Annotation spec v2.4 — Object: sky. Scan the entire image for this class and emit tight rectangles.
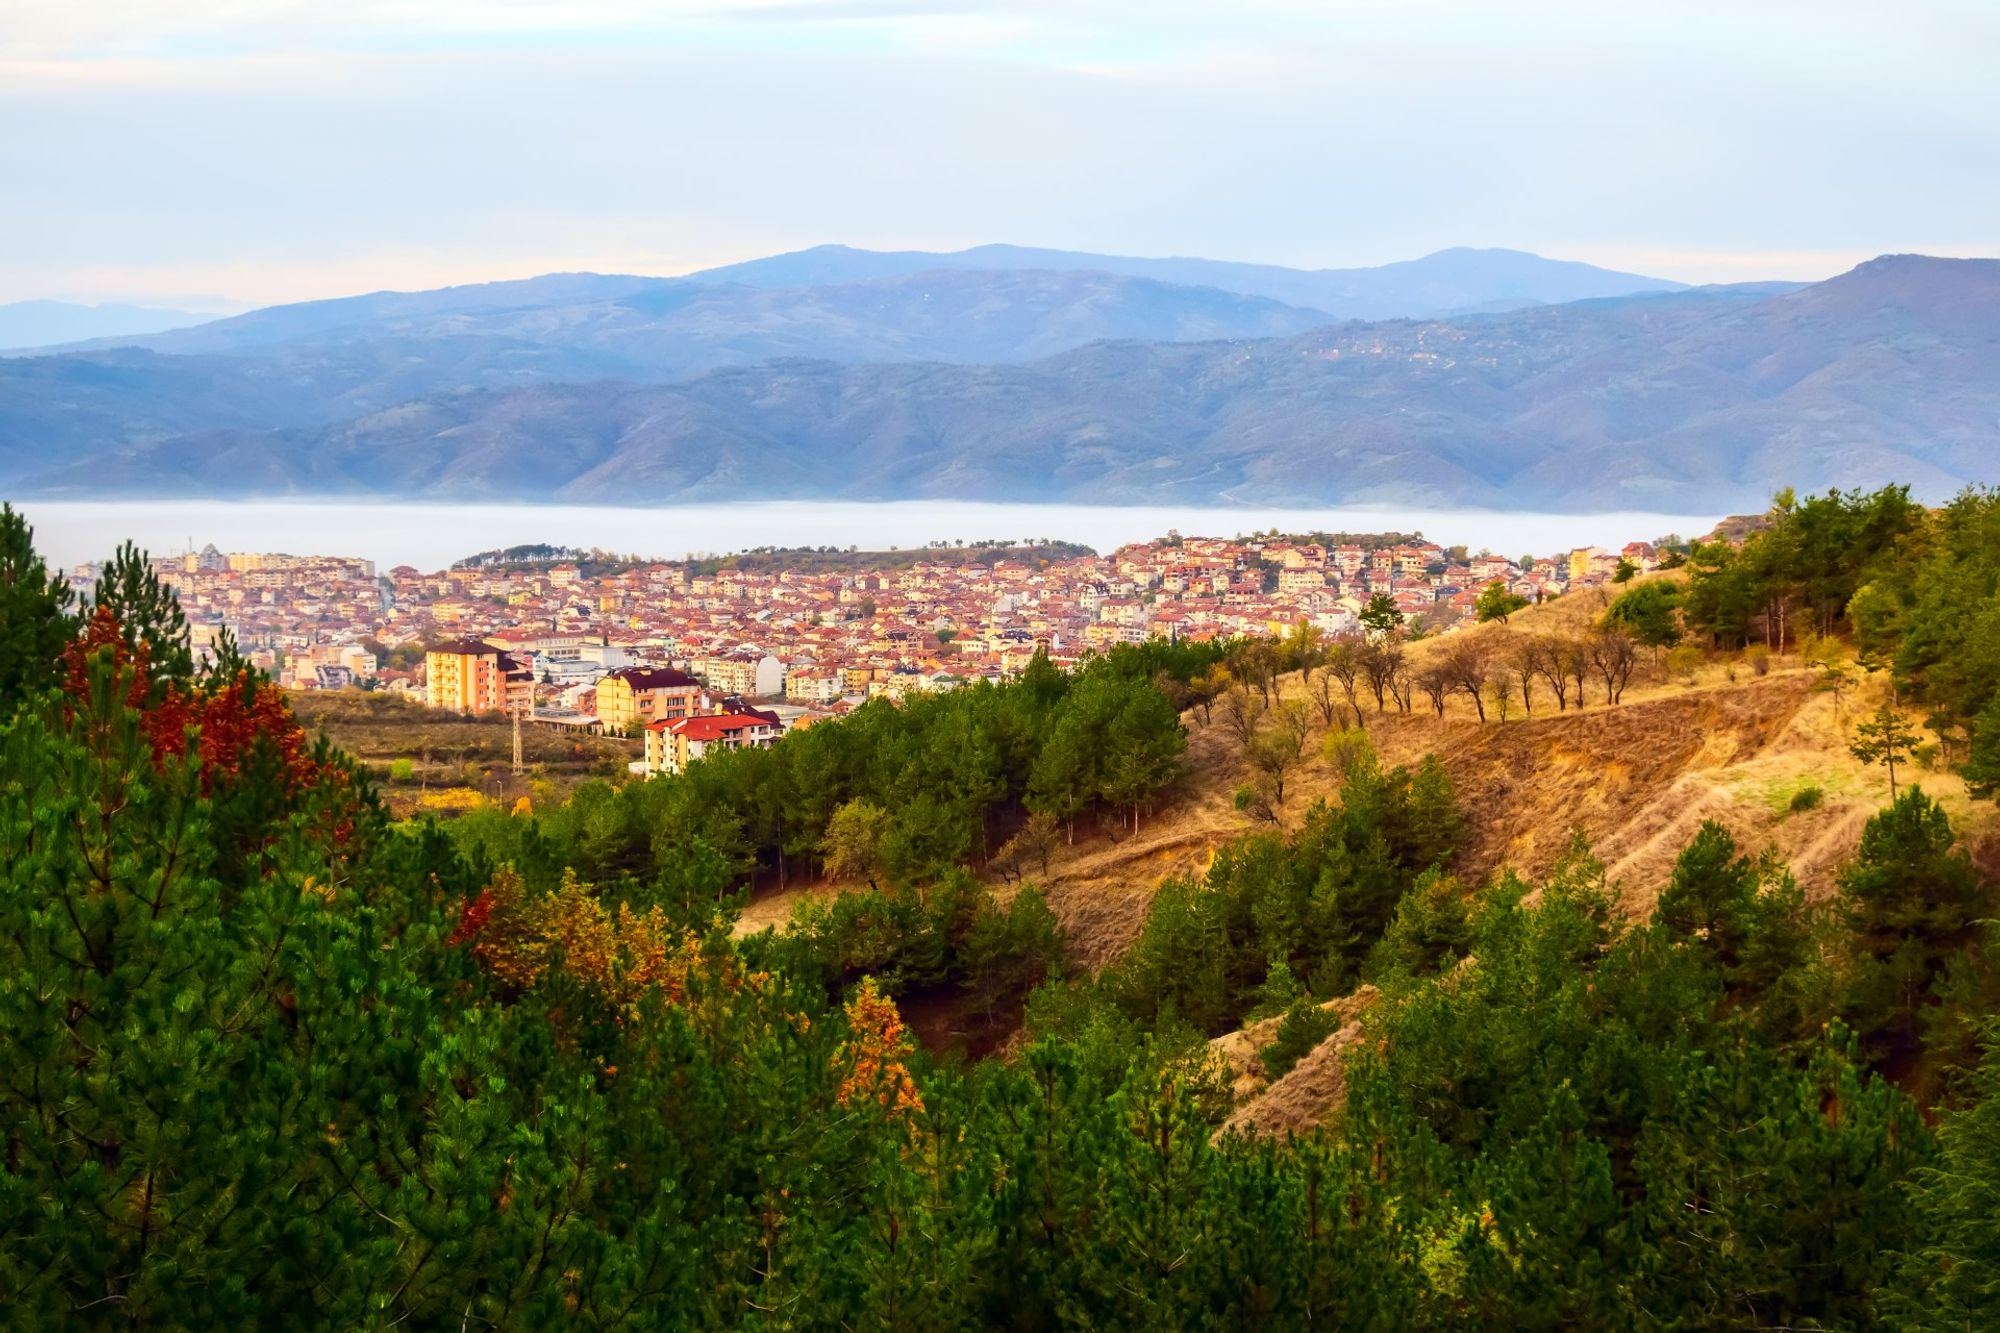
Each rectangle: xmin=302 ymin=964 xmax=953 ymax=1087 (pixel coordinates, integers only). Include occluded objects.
xmin=3 ymin=0 xmax=1996 ymax=308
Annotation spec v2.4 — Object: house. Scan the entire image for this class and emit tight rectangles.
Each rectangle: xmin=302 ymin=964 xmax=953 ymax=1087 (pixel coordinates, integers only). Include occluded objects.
xmin=694 ymin=653 xmax=760 ymax=696
xmin=785 ymin=666 xmax=846 ymax=704
xmin=644 ymin=711 xmax=781 ymax=776
xmin=595 ymin=665 xmax=704 ymax=734
xmin=425 ymin=639 xmax=532 ymax=715
xmin=1277 ymin=567 xmax=1327 ymax=595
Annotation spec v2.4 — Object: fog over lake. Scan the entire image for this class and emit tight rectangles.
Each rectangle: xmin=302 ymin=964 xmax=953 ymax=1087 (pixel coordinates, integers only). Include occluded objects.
xmin=14 ymin=500 xmax=1724 ymax=571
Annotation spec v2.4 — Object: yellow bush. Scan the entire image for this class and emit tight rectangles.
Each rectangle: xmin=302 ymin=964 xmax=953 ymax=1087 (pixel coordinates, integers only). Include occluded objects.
xmin=418 ymin=786 xmax=487 ymax=811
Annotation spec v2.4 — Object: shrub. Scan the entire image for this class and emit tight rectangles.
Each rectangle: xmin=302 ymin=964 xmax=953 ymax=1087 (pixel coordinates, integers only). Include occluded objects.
xmin=1322 ymin=726 xmax=1374 ymax=777
xmin=389 ymin=757 xmax=415 ymax=782
xmin=1259 ymin=995 xmax=1340 ymax=1080
xmin=1745 ymin=645 xmax=1773 ymax=676
xmin=1790 ymin=784 xmax=1825 ymax=814
xmin=1666 ymin=644 xmax=1704 ymax=685
xmin=419 ymin=786 xmax=487 ymax=812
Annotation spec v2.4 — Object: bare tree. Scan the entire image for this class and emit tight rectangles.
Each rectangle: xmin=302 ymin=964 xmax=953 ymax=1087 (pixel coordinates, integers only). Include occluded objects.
xmin=1232 ymin=639 xmax=1281 ymax=704
xmin=1190 ymin=665 xmax=1229 ymax=725
xmin=1510 ymin=638 xmax=1540 ymax=714
xmin=1589 ymin=628 xmax=1640 ymax=704
xmin=1386 ymin=649 xmax=1416 ymax=714
xmin=999 ymin=810 xmax=1061 ymax=880
xmin=1359 ymin=640 xmax=1393 ymax=712
xmin=1248 ymin=701 xmax=1311 ymax=806
xmin=1283 ymin=620 xmax=1326 ymax=683
xmin=1220 ymin=680 xmax=1266 ymax=747
xmin=1322 ymin=640 xmax=1367 ymax=729
xmin=1563 ymin=635 xmax=1592 ymax=709
xmin=1444 ymin=636 xmax=1494 ymax=722
xmin=1490 ymin=669 xmax=1515 ymax=722
xmin=1306 ymin=662 xmax=1343 ymax=729
xmin=1527 ymin=635 xmax=1569 ymax=711
xmin=1416 ymin=663 xmax=1452 ymax=717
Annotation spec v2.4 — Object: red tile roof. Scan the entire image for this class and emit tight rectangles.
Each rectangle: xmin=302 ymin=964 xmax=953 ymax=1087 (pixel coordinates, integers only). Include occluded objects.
xmin=657 ymin=713 xmax=776 ymax=741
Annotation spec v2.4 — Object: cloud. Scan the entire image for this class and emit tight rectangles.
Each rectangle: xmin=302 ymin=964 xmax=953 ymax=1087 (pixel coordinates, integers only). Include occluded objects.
xmin=0 ymin=1 xmax=1995 ymax=304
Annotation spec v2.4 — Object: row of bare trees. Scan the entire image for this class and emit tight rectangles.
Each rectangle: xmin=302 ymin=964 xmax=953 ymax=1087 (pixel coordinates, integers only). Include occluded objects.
xmin=1287 ymin=627 xmax=1644 ymax=731
xmin=1201 ymin=621 xmax=1649 ymax=821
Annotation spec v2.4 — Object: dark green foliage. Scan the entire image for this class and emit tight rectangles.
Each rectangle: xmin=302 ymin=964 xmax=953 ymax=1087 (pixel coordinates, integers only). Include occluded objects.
xmin=89 ymin=539 xmax=193 ymax=695
xmin=1369 ymin=868 xmax=1474 ymax=979
xmin=1260 ymin=996 xmax=1340 ymax=1079
xmin=0 ymin=503 xmax=74 ymax=706
xmin=1347 ymin=840 xmax=1928 ymax=1328
xmin=1604 ymin=577 xmax=1683 ymax=649
xmin=1474 ymin=580 xmax=1528 ymax=623
xmin=1896 ymin=1027 xmax=2000 ymax=1327
xmin=758 ymin=870 xmax=1062 ymax=1019
xmin=1966 ymin=691 xmax=2000 ymax=800
xmin=1840 ymin=787 xmax=1988 ymax=1085
xmin=1682 ymin=484 xmax=1921 ymax=650
xmin=1360 ymin=591 xmax=1404 ymax=639
xmin=450 ymin=648 xmax=1187 ymax=902
xmin=1106 ymin=755 xmax=1461 ymax=1034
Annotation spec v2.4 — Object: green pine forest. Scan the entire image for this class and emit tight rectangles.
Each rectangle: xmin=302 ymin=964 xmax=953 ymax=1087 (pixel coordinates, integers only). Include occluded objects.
xmin=8 ymin=487 xmax=2000 ymax=1328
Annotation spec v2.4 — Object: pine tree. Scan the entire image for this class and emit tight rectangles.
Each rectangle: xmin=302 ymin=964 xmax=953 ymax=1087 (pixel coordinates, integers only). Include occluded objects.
xmin=90 ymin=540 xmax=193 ymax=697
xmin=1475 ymin=580 xmax=1528 ymax=623
xmin=1841 ymin=787 xmax=1986 ymax=1080
xmin=1896 ymin=1026 xmax=2000 ymax=1326
xmin=0 ymin=503 xmax=75 ymax=706
xmin=1851 ymin=703 xmax=1920 ymax=799
xmin=1360 ymin=592 xmax=1404 ymax=641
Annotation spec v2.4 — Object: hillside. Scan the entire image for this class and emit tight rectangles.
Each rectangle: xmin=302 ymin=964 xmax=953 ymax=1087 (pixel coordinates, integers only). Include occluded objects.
xmin=747 ymin=584 xmax=1998 ymax=982
xmin=14 ymin=255 xmax=1995 ymax=510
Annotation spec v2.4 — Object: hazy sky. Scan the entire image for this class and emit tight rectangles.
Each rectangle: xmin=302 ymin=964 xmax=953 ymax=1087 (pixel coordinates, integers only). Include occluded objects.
xmin=4 ymin=0 xmax=1996 ymax=307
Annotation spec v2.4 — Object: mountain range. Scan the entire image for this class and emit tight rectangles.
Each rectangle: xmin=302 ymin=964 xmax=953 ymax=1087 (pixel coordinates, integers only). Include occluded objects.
xmin=0 ymin=299 xmax=223 ymax=352
xmin=2 ymin=246 xmax=1993 ymax=512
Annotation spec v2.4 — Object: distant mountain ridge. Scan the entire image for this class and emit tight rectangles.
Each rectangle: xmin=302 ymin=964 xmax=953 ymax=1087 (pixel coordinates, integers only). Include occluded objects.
xmin=0 ymin=299 xmax=222 ymax=351
xmin=34 ymin=269 xmax=1337 ymax=386
xmin=687 ymin=243 xmax=1688 ymax=319
xmin=7 ymin=253 xmax=1994 ymax=514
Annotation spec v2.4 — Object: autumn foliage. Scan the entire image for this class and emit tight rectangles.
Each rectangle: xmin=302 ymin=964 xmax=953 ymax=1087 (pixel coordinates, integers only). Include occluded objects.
xmin=833 ymin=976 xmax=924 ymax=1121
xmin=449 ymin=867 xmax=710 ymax=1013
xmin=63 ymin=603 xmax=331 ymax=795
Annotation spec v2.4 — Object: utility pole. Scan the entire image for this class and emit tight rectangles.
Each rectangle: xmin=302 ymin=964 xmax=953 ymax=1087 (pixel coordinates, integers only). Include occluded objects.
xmin=512 ymin=708 xmax=523 ymax=776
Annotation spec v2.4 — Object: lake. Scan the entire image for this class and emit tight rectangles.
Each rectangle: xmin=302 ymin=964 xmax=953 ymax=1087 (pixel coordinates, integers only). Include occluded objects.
xmin=12 ymin=499 xmax=1725 ymax=571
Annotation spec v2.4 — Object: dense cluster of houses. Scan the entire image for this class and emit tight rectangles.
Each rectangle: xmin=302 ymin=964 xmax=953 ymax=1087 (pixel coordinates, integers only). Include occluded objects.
xmin=71 ymin=531 xmax=1660 ymax=776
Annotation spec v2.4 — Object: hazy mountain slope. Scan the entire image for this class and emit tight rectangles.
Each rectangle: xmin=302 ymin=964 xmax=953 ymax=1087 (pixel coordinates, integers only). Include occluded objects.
xmin=60 ymin=274 xmax=670 ymax=356
xmin=0 ymin=350 xmax=346 ymax=482
xmin=689 ymin=243 xmax=1688 ymax=317
xmin=38 ymin=270 xmax=1329 ymax=380
xmin=10 ymin=256 xmax=1994 ymax=511
xmin=0 ymin=300 xmax=221 ymax=351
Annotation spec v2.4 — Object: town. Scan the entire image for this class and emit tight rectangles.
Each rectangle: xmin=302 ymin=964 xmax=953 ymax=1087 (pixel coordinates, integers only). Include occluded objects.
xmin=65 ymin=530 xmax=1667 ymax=777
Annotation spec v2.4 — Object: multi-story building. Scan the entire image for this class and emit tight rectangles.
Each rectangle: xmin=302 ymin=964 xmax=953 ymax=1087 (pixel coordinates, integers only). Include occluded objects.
xmin=425 ymin=639 xmax=532 ymax=715
xmin=643 ymin=711 xmax=781 ymax=776
xmin=595 ymin=665 xmax=704 ymax=734
xmin=784 ymin=667 xmax=845 ymax=704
